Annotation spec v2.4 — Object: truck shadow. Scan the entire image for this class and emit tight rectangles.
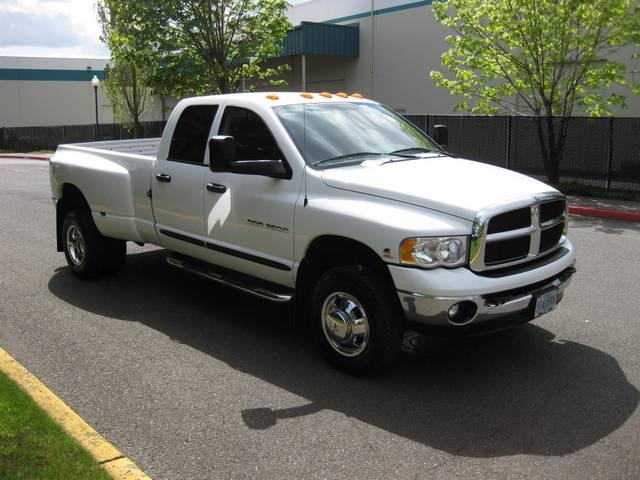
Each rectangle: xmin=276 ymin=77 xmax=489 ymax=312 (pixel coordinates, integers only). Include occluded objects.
xmin=47 ymin=249 xmax=639 ymax=458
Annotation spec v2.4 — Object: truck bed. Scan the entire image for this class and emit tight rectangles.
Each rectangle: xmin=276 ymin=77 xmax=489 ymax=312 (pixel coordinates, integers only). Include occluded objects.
xmin=50 ymin=138 xmax=162 ymax=245
xmin=60 ymin=137 xmax=161 ymax=158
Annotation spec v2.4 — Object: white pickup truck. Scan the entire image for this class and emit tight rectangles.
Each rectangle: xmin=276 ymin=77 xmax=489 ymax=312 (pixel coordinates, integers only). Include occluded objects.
xmin=50 ymin=92 xmax=576 ymax=374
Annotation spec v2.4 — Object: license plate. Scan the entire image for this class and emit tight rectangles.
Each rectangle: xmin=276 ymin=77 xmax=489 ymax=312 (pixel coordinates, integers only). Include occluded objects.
xmin=533 ymin=288 xmax=559 ymax=318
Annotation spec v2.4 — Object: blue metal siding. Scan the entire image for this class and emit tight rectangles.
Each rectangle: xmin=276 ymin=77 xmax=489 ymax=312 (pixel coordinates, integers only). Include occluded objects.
xmin=0 ymin=69 xmax=106 ymax=82
xmin=326 ymin=0 xmax=433 ymax=24
xmin=284 ymin=26 xmax=305 ymax=55
xmin=281 ymin=22 xmax=359 ymax=57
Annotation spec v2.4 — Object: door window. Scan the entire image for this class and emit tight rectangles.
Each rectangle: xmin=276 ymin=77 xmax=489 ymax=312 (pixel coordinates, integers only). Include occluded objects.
xmin=219 ymin=106 xmax=281 ymax=161
xmin=168 ymin=105 xmax=218 ymax=164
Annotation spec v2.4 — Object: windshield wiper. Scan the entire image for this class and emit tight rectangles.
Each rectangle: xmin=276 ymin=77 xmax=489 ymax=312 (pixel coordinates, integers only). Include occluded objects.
xmin=313 ymin=152 xmax=386 ymax=167
xmin=382 ymin=146 xmax=448 ymax=165
xmin=389 ymin=147 xmax=442 ymax=155
xmin=313 ymin=150 xmax=422 ymax=168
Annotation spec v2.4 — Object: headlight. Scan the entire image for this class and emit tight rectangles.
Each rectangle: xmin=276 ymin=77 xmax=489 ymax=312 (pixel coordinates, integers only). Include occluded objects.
xmin=400 ymin=236 xmax=468 ymax=268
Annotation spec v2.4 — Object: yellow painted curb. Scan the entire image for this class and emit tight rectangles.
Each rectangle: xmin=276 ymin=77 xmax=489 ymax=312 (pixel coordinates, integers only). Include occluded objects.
xmin=0 ymin=346 xmax=152 ymax=480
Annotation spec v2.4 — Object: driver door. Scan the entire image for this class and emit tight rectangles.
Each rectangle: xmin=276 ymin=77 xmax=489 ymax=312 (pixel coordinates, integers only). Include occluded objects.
xmin=203 ymin=105 xmax=299 ymax=287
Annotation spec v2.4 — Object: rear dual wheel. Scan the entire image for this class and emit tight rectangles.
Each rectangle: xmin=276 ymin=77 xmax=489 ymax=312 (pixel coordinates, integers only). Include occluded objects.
xmin=62 ymin=209 xmax=126 ymax=279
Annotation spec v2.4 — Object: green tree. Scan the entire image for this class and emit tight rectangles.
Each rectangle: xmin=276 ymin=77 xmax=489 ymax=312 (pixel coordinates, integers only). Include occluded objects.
xmin=98 ymin=0 xmax=186 ymax=107
xmin=430 ymin=0 xmax=640 ymax=184
xmin=97 ymin=0 xmax=292 ymax=98
xmin=103 ymin=62 xmax=153 ymax=134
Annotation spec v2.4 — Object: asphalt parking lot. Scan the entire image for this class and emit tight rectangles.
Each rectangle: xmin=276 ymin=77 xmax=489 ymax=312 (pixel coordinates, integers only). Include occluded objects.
xmin=1 ymin=158 xmax=639 ymax=480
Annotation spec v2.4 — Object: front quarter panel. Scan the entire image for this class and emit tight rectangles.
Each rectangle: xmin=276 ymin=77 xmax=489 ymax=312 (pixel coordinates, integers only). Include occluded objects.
xmin=294 ymin=172 xmax=472 ymax=273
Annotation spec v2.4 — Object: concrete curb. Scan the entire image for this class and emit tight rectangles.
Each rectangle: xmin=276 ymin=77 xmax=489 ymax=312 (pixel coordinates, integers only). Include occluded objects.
xmin=569 ymin=205 xmax=640 ymax=222
xmin=0 ymin=153 xmax=51 ymax=161
xmin=0 ymin=346 xmax=152 ymax=480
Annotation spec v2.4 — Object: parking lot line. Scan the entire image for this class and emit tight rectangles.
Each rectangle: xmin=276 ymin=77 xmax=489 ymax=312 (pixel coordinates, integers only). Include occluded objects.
xmin=0 ymin=346 xmax=152 ymax=480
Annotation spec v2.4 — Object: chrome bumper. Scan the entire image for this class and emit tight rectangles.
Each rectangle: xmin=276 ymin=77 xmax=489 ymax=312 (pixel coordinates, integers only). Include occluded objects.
xmin=397 ymin=266 xmax=575 ymax=329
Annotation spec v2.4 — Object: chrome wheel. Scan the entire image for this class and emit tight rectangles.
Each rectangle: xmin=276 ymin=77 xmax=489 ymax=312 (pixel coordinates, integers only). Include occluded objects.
xmin=321 ymin=291 xmax=370 ymax=357
xmin=66 ymin=224 xmax=85 ymax=266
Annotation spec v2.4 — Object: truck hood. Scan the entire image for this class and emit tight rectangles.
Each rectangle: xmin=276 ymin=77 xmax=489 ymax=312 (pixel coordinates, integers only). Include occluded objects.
xmin=320 ymin=155 xmax=557 ymax=220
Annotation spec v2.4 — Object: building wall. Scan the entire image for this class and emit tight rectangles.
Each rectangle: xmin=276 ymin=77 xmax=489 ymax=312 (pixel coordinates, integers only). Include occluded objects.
xmin=285 ymin=0 xmax=640 ymax=115
xmin=1 ymin=1 xmax=638 ymax=127
xmin=0 ymin=56 xmax=169 ymax=128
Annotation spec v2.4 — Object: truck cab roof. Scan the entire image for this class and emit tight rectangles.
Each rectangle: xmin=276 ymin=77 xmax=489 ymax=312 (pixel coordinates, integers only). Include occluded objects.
xmin=176 ymin=91 xmax=375 ymax=108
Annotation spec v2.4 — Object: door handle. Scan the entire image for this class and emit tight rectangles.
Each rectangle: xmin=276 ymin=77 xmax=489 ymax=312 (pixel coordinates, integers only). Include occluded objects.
xmin=155 ymin=173 xmax=172 ymax=182
xmin=206 ymin=183 xmax=227 ymax=193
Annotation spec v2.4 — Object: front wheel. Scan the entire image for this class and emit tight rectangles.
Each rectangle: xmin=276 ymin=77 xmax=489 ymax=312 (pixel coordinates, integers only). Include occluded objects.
xmin=311 ymin=266 xmax=404 ymax=376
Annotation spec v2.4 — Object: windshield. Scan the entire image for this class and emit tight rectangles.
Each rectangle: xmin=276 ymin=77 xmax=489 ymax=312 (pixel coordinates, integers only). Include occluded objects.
xmin=273 ymin=102 xmax=441 ymax=167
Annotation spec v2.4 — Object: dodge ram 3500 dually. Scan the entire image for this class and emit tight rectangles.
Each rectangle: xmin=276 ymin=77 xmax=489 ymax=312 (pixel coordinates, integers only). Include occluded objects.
xmin=50 ymin=92 xmax=576 ymax=375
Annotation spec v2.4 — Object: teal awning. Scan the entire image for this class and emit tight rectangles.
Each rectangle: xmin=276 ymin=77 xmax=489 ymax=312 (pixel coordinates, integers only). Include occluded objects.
xmin=281 ymin=22 xmax=359 ymax=58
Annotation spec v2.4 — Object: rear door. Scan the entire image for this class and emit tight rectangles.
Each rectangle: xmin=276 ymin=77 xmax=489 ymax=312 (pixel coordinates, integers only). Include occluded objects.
xmin=152 ymin=104 xmax=218 ymax=259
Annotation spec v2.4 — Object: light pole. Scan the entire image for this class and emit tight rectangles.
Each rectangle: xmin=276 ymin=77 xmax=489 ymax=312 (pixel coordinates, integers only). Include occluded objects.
xmin=91 ymin=75 xmax=100 ymax=137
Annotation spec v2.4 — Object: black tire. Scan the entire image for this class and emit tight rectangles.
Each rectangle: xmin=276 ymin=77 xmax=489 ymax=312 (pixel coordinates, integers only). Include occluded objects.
xmin=62 ymin=209 xmax=107 ymax=279
xmin=103 ymin=238 xmax=126 ymax=275
xmin=311 ymin=265 xmax=404 ymax=376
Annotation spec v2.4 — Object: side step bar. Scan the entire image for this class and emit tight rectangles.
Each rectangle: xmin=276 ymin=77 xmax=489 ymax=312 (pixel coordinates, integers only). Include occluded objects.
xmin=166 ymin=252 xmax=294 ymax=303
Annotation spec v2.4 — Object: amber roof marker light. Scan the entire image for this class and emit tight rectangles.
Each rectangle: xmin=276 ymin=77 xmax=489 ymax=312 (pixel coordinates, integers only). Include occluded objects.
xmin=319 ymin=92 xmax=332 ymax=98
xmin=300 ymin=93 xmax=314 ymax=99
xmin=265 ymin=94 xmax=279 ymax=100
xmin=336 ymin=92 xmax=349 ymax=98
xmin=351 ymin=93 xmax=364 ymax=98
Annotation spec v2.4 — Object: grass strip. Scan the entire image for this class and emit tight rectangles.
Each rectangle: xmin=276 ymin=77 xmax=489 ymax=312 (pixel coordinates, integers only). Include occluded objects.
xmin=0 ymin=371 xmax=112 ymax=480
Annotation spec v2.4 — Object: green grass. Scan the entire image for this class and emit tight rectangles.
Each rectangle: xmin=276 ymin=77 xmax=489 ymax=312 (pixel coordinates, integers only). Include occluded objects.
xmin=557 ymin=181 xmax=640 ymax=202
xmin=0 ymin=372 xmax=112 ymax=480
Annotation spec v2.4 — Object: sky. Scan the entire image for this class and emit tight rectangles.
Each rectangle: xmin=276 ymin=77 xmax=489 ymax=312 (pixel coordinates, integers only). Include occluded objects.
xmin=0 ymin=0 xmax=308 ymax=58
xmin=0 ymin=0 xmax=110 ymax=57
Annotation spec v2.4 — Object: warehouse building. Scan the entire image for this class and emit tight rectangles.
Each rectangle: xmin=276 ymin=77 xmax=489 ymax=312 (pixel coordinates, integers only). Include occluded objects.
xmin=1 ymin=0 xmax=638 ymax=128
xmin=278 ymin=0 xmax=640 ymax=115
xmin=0 ymin=56 xmax=166 ymax=128
xmin=271 ymin=0 xmax=454 ymax=114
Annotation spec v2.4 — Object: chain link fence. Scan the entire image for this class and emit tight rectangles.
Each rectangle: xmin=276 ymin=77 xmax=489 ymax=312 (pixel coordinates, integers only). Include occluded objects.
xmin=0 ymin=121 xmax=167 ymax=152
xmin=2 ymin=115 xmax=639 ymax=191
xmin=406 ymin=115 xmax=640 ymax=191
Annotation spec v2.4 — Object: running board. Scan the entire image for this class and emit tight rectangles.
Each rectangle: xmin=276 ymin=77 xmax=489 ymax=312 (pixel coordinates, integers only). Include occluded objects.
xmin=166 ymin=252 xmax=294 ymax=303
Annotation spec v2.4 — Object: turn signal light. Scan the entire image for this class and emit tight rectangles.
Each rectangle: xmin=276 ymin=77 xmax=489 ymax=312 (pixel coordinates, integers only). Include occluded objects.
xmin=400 ymin=238 xmax=418 ymax=263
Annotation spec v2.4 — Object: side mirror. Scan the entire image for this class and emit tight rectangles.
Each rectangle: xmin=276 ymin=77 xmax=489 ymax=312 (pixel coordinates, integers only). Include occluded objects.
xmin=228 ymin=159 xmax=289 ymax=179
xmin=209 ymin=135 xmax=236 ymax=172
xmin=433 ymin=124 xmax=448 ymax=150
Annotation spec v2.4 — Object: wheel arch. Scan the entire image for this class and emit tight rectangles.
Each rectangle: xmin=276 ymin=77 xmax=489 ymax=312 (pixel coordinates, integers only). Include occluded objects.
xmin=295 ymin=235 xmax=396 ymax=315
xmin=56 ymin=183 xmax=91 ymax=252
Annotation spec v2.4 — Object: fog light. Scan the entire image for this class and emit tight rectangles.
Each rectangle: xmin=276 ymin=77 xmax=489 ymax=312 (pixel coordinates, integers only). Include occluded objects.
xmin=447 ymin=301 xmax=478 ymax=325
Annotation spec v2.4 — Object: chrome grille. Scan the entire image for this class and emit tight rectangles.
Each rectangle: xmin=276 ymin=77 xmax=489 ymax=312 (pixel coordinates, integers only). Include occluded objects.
xmin=470 ymin=194 xmax=567 ymax=272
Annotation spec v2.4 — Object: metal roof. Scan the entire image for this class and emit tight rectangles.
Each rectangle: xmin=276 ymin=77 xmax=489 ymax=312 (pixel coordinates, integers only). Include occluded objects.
xmin=281 ymin=22 xmax=359 ymax=58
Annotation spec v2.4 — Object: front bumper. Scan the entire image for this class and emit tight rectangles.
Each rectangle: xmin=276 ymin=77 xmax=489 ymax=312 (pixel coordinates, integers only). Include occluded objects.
xmin=390 ymin=239 xmax=576 ymax=335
